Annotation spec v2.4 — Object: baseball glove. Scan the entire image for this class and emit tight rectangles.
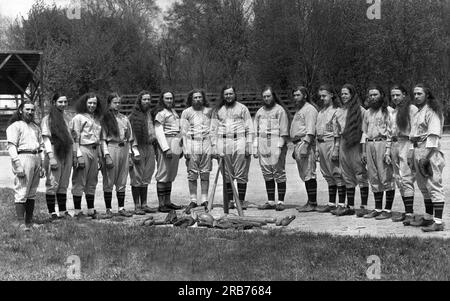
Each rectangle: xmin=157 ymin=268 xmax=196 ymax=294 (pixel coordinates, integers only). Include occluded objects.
xmin=173 ymin=216 xmax=196 ymax=228
xmin=164 ymin=210 xmax=178 ymax=224
xmin=418 ymin=158 xmax=433 ymax=178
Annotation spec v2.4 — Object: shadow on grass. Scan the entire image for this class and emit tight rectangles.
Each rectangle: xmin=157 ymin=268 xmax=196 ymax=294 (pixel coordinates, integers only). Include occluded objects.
xmin=0 ymin=188 xmax=449 ymax=281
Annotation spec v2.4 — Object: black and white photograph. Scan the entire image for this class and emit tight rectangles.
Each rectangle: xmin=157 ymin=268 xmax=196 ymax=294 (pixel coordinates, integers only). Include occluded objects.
xmin=0 ymin=0 xmax=449 ymax=285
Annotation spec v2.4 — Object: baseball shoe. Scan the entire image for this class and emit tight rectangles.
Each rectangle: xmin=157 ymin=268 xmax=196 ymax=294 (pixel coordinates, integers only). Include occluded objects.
xmin=184 ymin=202 xmax=198 ymax=214
xmin=158 ymin=206 xmax=172 ymax=213
xmin=402 ymin=215 xmax=415 ymax=226
xmin=51 ymin=213 xmax=59 ymax=221
xmin=135 ymin=207 xmax=146 ymax=215
xmin=336 ymin=207 xmax=355 ymax=217
xmin=19 ymin=224 xmax=31 ymax=232
xmin=375 ymin=211 xmax=392 ymax=220
xmin=409 ymin=216 xmax=434 ymax=227
xmin=258 ymin=202 xmax=276 ymax=210
xmin=74 ymin=212 xmax=87 ymax=220
xmin=334 ymin=206 xmax=346 ymax=216
xmin=316 ymin=204 xmax=336 ymax=213
xmin=296 ymin=203 xmax=317 ymax=213
xmin=59 ymin=212 xmax=72 ymax=219
xmin=364 ymin=210 xmax=382 ymax=219
xmin=88 ymin=210 xmax=98 ymax=220
xmin=391 ymin=213 xmax=406 ymax=222
xmin=167 ymin=203 xmax=183 ymax=210
xmin=228 ymin=202 xmax=236 ymax=210
xmin=275 ymin=203 xmax=285 ymax=212
xmin=201 ymin=202 xmax=209 ymax=210
xmin=104 ymin=209 xmax=114 ymax=219
xmin=141 ymin=205 xmax=158 ymax=214
xmin=118 ymin=209 xmax=133 ymax=217
xmin=421 ymin=222 xmax=444 ymax=232
xmin=356 ymin=208 xmax=370 ymax=218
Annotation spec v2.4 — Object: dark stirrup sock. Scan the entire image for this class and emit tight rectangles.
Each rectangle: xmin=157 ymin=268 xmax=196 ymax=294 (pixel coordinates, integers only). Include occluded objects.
xmin=328 ymin=185 xmax=337 ymax=204
xmin=403 ymin=196 xmax=414 ymax=214
xmin=104 ymin=192 xmax=112 ymax=209
xmin=15 ymin=203 xmax=26 ymax=223
xmin=374 ymin=192 xmax=383 ymax=210
xmin=346 ymin=187 xmax=356 ymax=207
xmin=434 ymin=202 xmax=444 ymax=219
xmin=305 ymin=179 xmax=317 ymax=205
xmin=277 ymin=182 xmax=286 ymax=202
xmin=360 ymin=186 xmax=369 ymax=207
xmin=140 ymin=186 xmax=149 ymax=206
xmin=265 ymin=180 xmax=276 ymax=202
xmin=73 ymin=195 xmax=82 ymax=210
xmin=385 ymin=190 xmax=395 ymax=210
xmin=56 ymin=194 xmax=67 ymax=212
xmin=424 ymin=199 xmax=433 ymax=215
xmin=237 ymin=183 xmax=247 ymax=203
xmin=226 ymin=182 xmax=234 ymax=202
xmin=86 ymin=194 xmax=95 ymax=210
xmin=132 ymin=186 xmax=140 ymax=206
xmin=46 ymin=194 xmax=56 ymax=214
xmin=117 ymin=191 xmax=125 ymax=208
xmin=25 ymin=199 xmax=35 ymax=226
xmin=337 ymin=186 xmax=346 ymax=205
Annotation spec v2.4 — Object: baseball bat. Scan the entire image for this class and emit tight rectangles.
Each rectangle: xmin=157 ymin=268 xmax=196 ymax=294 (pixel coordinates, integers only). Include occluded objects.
xmin=223 ymin=155 xmax=244 ymax=216
xmin=207 ymin=157 xmax=222 ymax=212
xmin=222 ymin=158 xmax=229 ymax=214
xmin=221 ymin=215 xmax=277 ymax=224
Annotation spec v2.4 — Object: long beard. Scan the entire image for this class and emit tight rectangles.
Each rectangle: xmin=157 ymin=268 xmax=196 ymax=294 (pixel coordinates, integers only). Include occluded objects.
xmin=369 ymin=100 xmax=383 ymax=110
xmin=264 ymin=101 xmax=275 ymax=109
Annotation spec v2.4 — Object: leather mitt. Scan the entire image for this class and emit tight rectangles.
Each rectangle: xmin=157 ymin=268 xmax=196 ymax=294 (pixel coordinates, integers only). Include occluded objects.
xmin=418 ymin=158 xmax=433 ymax=178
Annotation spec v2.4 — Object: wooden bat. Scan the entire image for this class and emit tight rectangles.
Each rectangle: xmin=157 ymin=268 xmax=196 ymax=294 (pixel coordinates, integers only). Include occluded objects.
xmin=207 ymin=157 xmax=222 ymax=212
xmin=222 ymin=158 xmax=229 ymax=214
xmin=223 ymin=155 xmax=244 ymax=216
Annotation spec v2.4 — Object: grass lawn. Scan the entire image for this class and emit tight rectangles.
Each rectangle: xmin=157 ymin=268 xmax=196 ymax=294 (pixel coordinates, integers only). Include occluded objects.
xmin=0 ymin=187 xmax=449 ymax=281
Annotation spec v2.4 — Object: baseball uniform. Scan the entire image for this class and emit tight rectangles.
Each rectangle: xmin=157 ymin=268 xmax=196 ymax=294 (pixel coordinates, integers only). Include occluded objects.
xmin=181 ymin=106 xmax=212 ymax=182
xmin=253 ymin=104 xmax=289 ymax=183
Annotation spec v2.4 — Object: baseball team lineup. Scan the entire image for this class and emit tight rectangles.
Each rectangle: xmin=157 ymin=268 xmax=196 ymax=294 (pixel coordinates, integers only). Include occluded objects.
xmin=5 ymin=82 xmax=446 ymax=232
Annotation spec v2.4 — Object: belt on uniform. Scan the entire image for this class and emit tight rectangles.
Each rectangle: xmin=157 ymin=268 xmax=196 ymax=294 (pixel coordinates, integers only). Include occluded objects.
xmin=189 ymin=134 xmax=208 ymax=140
xmin=18 ymin=150 xmax=42 ymax=155
xmin=410 ymin=137 xmax=426 ymax=148
xmin=222 ymin=134 xmax=244 ymax=139
xmin=81 ymin=144 xmax=97 ymax=150
xmin=367 ymin=136 xmax=387 ymax=142
xmin=316 ymin=137 xmax=333 ymax=143
xmin=107 ymin=141 xmax=126 ymax=147
xmin=166 ymin=134 xmax=180 ymax=138
xmin=392 ymin=136 xmax=409 ymax=142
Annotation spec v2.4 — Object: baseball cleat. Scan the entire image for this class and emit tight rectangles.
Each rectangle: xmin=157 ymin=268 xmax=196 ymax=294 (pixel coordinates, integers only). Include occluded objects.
xmin=356 ymin=208 xmax=370 ymax=218
xmin=375 ymin=211 xmax=392 ymax=220
xmin=391 ymin=213 xmax=406 ymax=222
xmin=118 ymin=209 xmax=133 ymax=218
xmin=296 ymin=203 xmax=317 ymax=213
xmin=167 ymin=203 xmax=183 ymax=210
xmin=184 ymin=202 xmax=198 ymax=214
xmin=421 ymin=222 xmax=444 ymax=232
xmin=316 ymin=204 xmax=336 ymax=213
xmin=141 ymin=205 xmax=157 ymax=214
xmin=105 ymin=209 xmax=114 ymax=219
xmin=258 ymin=202 xmax=276 ymax=210
xmin=409 ymin=216 xmax=434 ymax=227
xmin=364 ymin=210 xmax=382 ymax=219
xmin=275 ymin=203 xmax=285 ymax=211
xmin=158 ymin=206 xmax=172 ymax=213
xmin=134 ymin=208 xmax=146 ymax=215
xmin=336 ymin=207 xmax=355 ymax=217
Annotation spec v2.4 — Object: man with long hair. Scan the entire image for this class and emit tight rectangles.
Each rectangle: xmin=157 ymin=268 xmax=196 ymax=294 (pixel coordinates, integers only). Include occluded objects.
xmin=360 ymin=85 xmax=396 ymax=220
xmin=315 ymin=85 xmax=347 ymax=213
xmin=389 ymin=85 xmax=418 ymax=224
xmin=128 ymin=91 xmax=157 ymax=215
xmin=181 ymin=89 xmax=212 ymax=213
xmin=153 ymin=91 xmax=183 ymax=212
xmin=254 ymin=86 xmax=290 ymax=211
xmin=100 ymin=93 xmax=135 ymax=218
xmin=290 ymin=86 xmax=319 ymax=212
xmin=70 ymin=92 xmax=103 ymax=219
xmin=408 ymin=84 xmax=445 ymax=232
xmin=7 ymin=100 xmax=45 ymax=231
xmin=211 ymin=85 xmax=254 ymax=210
xmin=41 ymin=93 xmax=73 ymax=220
xmin=333 ymin=84 xmax=369 ymax=216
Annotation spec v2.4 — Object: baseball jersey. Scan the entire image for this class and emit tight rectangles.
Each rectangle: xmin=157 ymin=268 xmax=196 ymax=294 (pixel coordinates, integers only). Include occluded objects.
xmin=7 ymin=121 xmax=44 ymax=151
xmin=211 ymin=102 xmax=254 ymax=145
xmin=361 ymin=107 xmax=394 ymax=143
xmin=316 ymin=106 xmax=338 ymax=140
xmin=390 ymin=105 xmax=418 ymax=137
xmin=254 ymin=104 xmax=289 ymax=148
xmin=70 ymin=113 xmax=102 ymax=145
xmin=410 ymin=104 xmax=443 ymax=148
xmin=181 ymin=107 xmax=212 ymax=139
xmin=155 ymin=108 xmax=180 ymax=136
xmin=334 ymin=106 xmax=366 ymax=137
xmin=290 ymin=102 xmax=318 ymax=139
